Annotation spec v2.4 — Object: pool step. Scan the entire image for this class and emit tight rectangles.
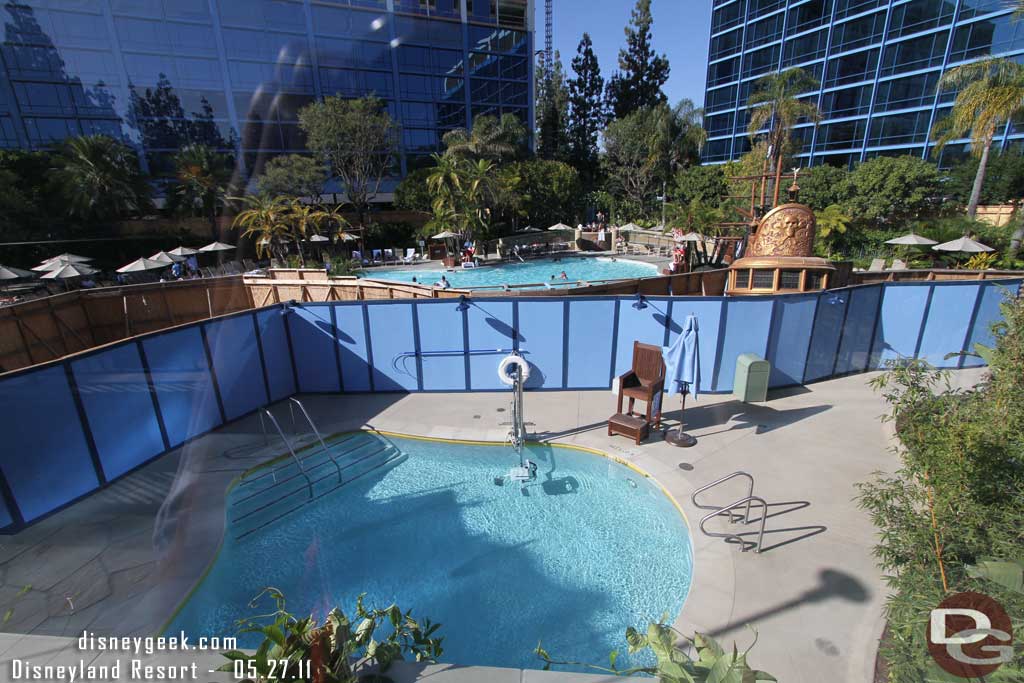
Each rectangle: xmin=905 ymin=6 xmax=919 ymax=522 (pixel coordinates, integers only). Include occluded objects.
xmin=230 ymin=432 xmax=406 ymax=540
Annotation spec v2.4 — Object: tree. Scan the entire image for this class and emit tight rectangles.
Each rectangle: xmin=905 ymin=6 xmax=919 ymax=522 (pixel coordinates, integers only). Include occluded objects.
xmin=299 ymin=95 xmax=399 ymax=243
xmin=517 ymin=159 xmax=582 ymax=229
xmin=442 ymin=113 xmax=527 ymax=162
xmin=285 ymin=199 xmax=334 ymax=266
xmin=426 ymin=154 xmax=507 ymax=241
xmin=536 ymin=51 xmax=570 ymax=161
xmin=657 ymin=99 xmax=707 ymax=174
xmin=746 ymin=67 xmax=821 ymax=206
xmin=128 ymin=74 xmax=232 ymax=151
xmin=947 ymin=152 xmax=1024 ymax=207
xmin=52 ymin=135 xmax=150 ymax=224
xmin=794 ymin=164 xmax=849 ymax=211
xmin=672 ymin=165 xmax=728 ymax=207
xmin=171 ymin=143 xmax=234 ymax=238
xmin=567 ymin=33 xmax=605 ymax=188
xmin=393 ymin=167 xmax=434 ymax=214
xmin=842 ymin=155 xmax=942 ymax=227
xmin=934 ymin=57 xmax=1024 ymax=221
xmin=233 ymin=194 xmax=290 ymax=261
xmin=257 ymin=154 xmax=327 ymax=201
xmin=605 ymin=0 xmax=670 ymax=120
xmin=814 ymin=204 xmax=851 ymax=257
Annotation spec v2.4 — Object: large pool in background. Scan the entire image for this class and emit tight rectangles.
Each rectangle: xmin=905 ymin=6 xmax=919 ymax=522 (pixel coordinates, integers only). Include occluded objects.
xmin=167 ymin=435 xmax=693 ymax=671
xmin=364 ymin=257 xmax=659 ymax=289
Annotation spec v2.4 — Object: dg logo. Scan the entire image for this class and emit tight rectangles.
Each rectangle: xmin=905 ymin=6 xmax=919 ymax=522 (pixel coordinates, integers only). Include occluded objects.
xmin=927 ymin=591 xmax=1014 ymax=678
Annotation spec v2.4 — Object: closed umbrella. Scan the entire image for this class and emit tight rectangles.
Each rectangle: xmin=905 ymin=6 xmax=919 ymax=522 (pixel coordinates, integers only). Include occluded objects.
xmin=117 ymin=257 xmax=167 ymax=273
xmin=150 ymin=250 xmax=186 ymax=263
xmin=168 ymin=246 xmax=199 ymax=257
xmin=662 ymin=313 xmax=700 ymax=448
xmin=885 ymin=233 xmax=937 ymax=246
xmin=932 ymin=236 xmax=994 ymax=253
xmin=0 ymin=265 xmax=35 ymax=280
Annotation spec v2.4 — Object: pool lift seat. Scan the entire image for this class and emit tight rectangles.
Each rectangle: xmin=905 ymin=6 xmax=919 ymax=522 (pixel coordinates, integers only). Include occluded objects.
xmin=496 ymin=354 xmax=537 ymax=487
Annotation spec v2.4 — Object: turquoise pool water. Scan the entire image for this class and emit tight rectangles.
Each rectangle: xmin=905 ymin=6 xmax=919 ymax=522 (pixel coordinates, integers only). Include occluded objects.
xmin=364 ymin=257 xmax=658 ymax=289
xmin=167 ymin=435 xmax=692 ymax=671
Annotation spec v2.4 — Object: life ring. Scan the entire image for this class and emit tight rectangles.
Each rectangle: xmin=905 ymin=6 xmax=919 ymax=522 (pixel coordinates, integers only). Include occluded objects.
xmin=498 ymin=354 xmax=530 ymax=386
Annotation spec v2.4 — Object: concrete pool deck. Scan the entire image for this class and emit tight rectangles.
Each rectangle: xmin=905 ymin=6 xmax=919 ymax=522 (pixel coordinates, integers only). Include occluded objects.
xmin=0 ymin=368 xmax=986 ymax=682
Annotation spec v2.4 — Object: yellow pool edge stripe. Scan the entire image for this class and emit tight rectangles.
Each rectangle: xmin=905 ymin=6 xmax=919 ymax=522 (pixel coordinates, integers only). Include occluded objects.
xmin=157 ymin=428 xmax=692 ymax=636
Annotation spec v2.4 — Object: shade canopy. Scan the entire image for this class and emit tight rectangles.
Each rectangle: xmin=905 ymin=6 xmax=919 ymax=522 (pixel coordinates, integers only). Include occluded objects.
xmin=32 ymin=257 xmax=87 ymax=272
xmin=39 ymin=263 xmax=97 ymax=279
xmin=547 ymin=222 xmax=573 ymax=231
xmin=198 ymin=241 xmax=236 ymax=252
xmin=39 ymin=253 xmax=93 ymax=265
xmin=431 ymin=230 xmax=460 ymax=239
xmin=336 ymin=231 xmax=357 ymax=242
xmin=885 ymin=233 xmax=938 ymax=246
xmin=168 ymin=246 xmax=199 ymax=256
xmin=932 ymin=236 xmax=994 ymax=253
xmin=618 ymin=222 xmax=643 ymax=232
xmin=308 ymin=234 xmax=330 ymax=242
xmin=150 ymin=250 xmax=186 ymax=263
xmin=117 ymin=257 xmax=168 ymax=273
xmin=0 ymin=265 xmax=35 ymax=280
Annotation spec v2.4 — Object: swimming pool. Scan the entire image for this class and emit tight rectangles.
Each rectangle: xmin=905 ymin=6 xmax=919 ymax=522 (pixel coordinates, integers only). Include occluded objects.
xmin=167 ymin=434 xmax=692 ymax=671
xmin=364 ymin=257 xmax=659 ymax=289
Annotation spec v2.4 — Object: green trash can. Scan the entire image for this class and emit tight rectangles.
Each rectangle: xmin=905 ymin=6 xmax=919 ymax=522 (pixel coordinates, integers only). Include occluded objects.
xmin=734 ymin=353 xmax=770 ymax=403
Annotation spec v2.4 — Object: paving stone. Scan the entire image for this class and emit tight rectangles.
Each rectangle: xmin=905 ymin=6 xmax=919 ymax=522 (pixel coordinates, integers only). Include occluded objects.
xmin=47 ymin=557 xmax=112 ymax=617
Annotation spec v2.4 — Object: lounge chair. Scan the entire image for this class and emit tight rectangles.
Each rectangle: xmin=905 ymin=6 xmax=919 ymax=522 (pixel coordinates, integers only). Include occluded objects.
xmin=383 ymin=248 xmax=395 ymax=263
xmin=371 ymin=249 xmax=383 ymax=264
xmin=889 ymin=259 xmax=908 ymax=270
xmin=402 ymin=248 xmax=417 ymax=263
xmin=867 ymin=258 xmax=886 ymax=272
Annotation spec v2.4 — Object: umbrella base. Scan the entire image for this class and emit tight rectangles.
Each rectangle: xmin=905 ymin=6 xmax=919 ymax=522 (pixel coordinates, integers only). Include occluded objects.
xmin=665 ymin=428 xmax=697 ymax=448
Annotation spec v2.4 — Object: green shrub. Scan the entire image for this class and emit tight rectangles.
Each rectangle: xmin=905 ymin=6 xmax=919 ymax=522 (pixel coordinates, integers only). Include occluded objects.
xmin=857 ymin=291 xmax=1024 ymax=681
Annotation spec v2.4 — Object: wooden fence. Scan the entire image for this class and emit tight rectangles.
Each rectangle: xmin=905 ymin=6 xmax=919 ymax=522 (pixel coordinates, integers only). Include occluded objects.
xmin=0 ymin=276 xmax=252 ymax=373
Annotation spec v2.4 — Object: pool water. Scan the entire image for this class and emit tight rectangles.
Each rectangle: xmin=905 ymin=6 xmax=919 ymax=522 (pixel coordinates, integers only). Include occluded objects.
xmin=365 ymin=257 xmax=658 ymax=289
xmin=167 ymin=435 xmax=692 ymax=671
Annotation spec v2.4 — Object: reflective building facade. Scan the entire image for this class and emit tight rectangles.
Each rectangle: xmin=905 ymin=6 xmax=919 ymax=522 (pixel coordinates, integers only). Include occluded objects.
xmin=702 ymin=0 xmax=1024 ymax=167
xmin=0 ymin=0 xmax=533 ymax=187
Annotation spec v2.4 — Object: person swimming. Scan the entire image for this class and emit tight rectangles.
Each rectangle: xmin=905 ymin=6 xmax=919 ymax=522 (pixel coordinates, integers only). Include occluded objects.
xmin=559 ymin=271 xmax=568 ymax=280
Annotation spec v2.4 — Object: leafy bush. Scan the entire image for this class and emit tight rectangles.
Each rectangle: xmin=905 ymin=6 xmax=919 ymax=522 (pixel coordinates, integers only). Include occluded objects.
xmin=843 ymin=155 xmax=944 ymax=228
xmin=219 ymin=588 xmax=443 ymax=683
xmin=536 ymin=620 xmax=775 ymax=682
xmin=857 ymin=291 xmax=1024 ymax=681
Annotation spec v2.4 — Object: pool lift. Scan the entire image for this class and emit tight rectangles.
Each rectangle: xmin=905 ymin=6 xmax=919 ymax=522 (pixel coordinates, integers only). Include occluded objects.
xmin=495 ymin=352 xmax=537 ymax=487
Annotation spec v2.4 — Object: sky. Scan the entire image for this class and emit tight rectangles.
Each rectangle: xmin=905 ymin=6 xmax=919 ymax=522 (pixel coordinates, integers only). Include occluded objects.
xmin=537 ymin=0 xmax=712 ymax=107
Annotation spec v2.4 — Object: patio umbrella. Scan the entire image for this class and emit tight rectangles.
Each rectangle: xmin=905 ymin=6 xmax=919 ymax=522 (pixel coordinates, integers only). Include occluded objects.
xmin=547 ymin=222 xmax=573 ymax=231
xmin=516 ymin=226 xmax=541 ymax=233
xmin=619 ymin=222 xmax=643 ymax=232
xmin=39 ymin=262 xmax=97 ymax=291
xmin=932 ymin=236 xmax=994 ymax=253
xmin=675 ymin=232 xmax=704 ymax=243
xmin=150 ymin=250 xmax=186 ymax=263
xmin=431 ymin=230 xmax=460 ymax=239
xmin=38 ymin=253 xmax=93 ymax=265
xmin=32 ymin=257 xmax=82 ymax=272
xmin=662 ymin=313 xmax=700 ymax=448
xmin=167 ymin=246 xmax=199 ymax=257
xmin=885 ymin=233 xmax=937 ymax=246
xmin=308 ymin=234 xmax=330 ymax=242
xmin=0 ymin=265 xmax=36 ymax=280
xmin=117 ymin=257 xmax=167 ymax=273
xmin=199 ymin=241 xmax=236 ymax=252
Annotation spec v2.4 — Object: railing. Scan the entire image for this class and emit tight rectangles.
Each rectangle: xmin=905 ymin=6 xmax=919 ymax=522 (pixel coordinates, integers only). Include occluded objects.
xmin=255 ymin=409 xmax=314 ymax=499
xmin=692 ymin=471 xmax=768 ymax=553
xmin=288 ymin=398 xmax=342 ymax=483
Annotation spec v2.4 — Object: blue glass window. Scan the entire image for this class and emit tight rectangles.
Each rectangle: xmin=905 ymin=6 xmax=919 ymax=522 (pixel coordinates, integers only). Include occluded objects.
xmin=705 ymin=111 xmax=734 ymax=136
xmin=821 ymin=83 xmax=873 ymax=118
xmin=834 ymin=0 xmax=886 ymax=21
xmin=787 ymin=0 xmax=832 ymax=34
xmin=880 ymin=31 xmax=949 ymax=77
xmin=163 ymin=0 xmax=209 ymax=21
xmin=824 ymin=48 xmax=878 ymax=87
xmin=705 ymin=84 xmax=737 ymax=112
xmin=959 ymin=0 xmax=1011 ymax=20
xmin=710 ymin=28 xmax=741 ymax=61
xmin=747 ymin=13 xmax=784 ymax=49
xmin=782 ymin=28 xmax=828 ymax=67
xmin=707 ymin=56 xmax=739 ymax=87
xmin=712 ymin=1 xmax=744 ymax=34
xmin=888 ymin=0 xmax=956 ymax=40
xmin=748 ymin=0 xmax=785 ymax=20
xmin=219 ymin=0 xmax=306 ymax=33
xmin=867 ymin=110 xmax=932 ymax=146
xmin=950 ymin=16 xmax=1024 ymax=64
xmin=24 ymin=116 xmax=80 ymax=145
xmin=831 ymin=11 xmax=886 ymax=52
xmin=817 ymin=119 xmax=868 ymax=150
xmin=874 ymin=72 xmax=940 ymax=112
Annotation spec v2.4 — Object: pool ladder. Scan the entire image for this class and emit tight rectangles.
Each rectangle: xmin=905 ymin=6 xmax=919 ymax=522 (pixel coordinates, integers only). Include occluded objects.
xmin=231 ymin=400 xmax=405 ymax=540
xmin=691 ymin=471 xmax=768 ymax=553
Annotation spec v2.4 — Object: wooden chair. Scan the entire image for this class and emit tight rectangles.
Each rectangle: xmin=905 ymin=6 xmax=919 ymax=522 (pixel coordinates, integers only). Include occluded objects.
xmin=616 ymin=341 xmax=666 ymax=428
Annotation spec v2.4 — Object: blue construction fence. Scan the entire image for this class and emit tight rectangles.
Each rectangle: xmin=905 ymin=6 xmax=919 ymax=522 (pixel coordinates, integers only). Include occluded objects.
xmin=0 ymin=278 xmax=1018 ymax=532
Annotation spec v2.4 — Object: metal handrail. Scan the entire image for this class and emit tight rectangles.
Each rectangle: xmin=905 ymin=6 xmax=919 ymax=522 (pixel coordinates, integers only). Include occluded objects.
xmin=288 ymin=398 xmax=343 ymax=483
xmin=699 ymin=495 xmax=768 ymax=553
xmin=692 ymin=471 xmax=755 ymax=523
xmin=258 ymin=409 xmax=314 ymax=499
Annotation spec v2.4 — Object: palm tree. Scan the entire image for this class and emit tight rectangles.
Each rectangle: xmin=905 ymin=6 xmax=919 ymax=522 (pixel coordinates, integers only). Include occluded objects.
xmin=173 ymin=144 xmax=234 ymax=238
xmin=933 ymin=57 xmax=1024 ymax=224
xmin=814 ymin=204 xmax=851 ymax=257
xmin=286 ymin=199 xmax=335 ymax=267
xmin=441 ymin=113 xmax=527 ymax=162
xmin=233 ymin=195 xmax=290 ymax=262
xmin=53 ymin=135 xmax=150 ymax=223
xmin=426 ymin=155 xmax=502 ymax=242
xmin=747 ymin=68 xmax=821 ymax=207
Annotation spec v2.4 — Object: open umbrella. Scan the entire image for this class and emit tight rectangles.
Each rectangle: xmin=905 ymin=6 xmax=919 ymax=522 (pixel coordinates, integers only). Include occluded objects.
xmin=150 ymin=250 xmax=186 ymax=263
xmin=38 ymin=253 xmax=93 ymax=265
xmin=675 ymin=232 xmax=704 ymax=243
xmin=168 ymin=246 xmax=199 ymax=257
xmin=431 ymin=231 xmax=460 ymax=239
xmin=32 ymin=258 xmax=82 ymax=272
xmin=662 ymin=313 xmax=700 ymax=448
xmin=547 ymin=222 xmax=573 ymax=231
xmin=0 ymin=265 xmax=36 ymax=280
xmin=199 ymin=241 xmax=236 ymax=252
xmin=308 ymin=234 xmax=330 ymax=242
xmin=932 ymin=236 xmax=994 ymax=253
xmin=39 ymin=262 xmax=97 ymax=280
xmin=619 ymin=222 xmax=643 ymax=232
xmin=516 ymin=226 xmax=541 ymax=233
xmin=117 ymin=257 xmax=167 ymax=273
xmin=885 ymin=233 xmax=937 ymax=246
